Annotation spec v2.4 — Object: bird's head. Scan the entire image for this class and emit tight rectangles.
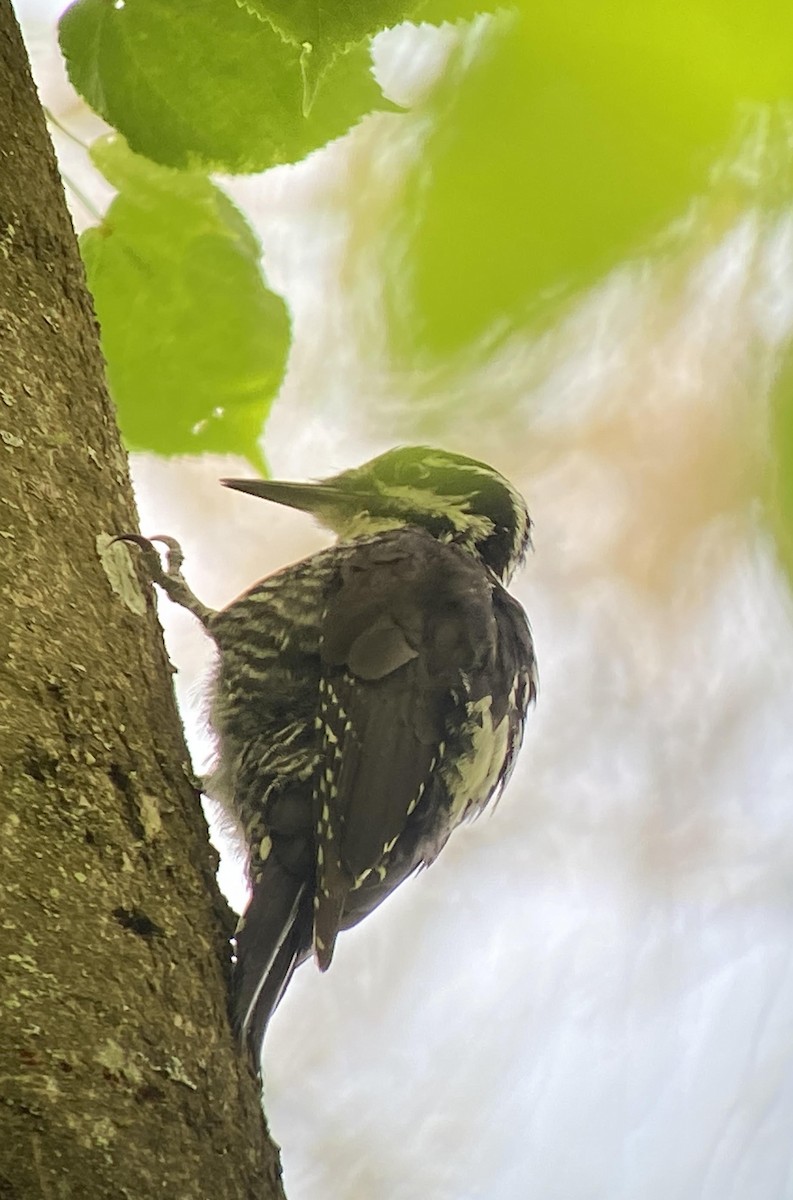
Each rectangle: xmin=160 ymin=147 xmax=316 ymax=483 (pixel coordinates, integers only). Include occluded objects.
xmin=223 ymin=445 xmax=532 ymax=582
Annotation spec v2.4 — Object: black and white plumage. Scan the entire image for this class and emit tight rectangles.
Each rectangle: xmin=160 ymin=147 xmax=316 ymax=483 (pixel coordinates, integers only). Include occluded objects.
xmin=133 ymin=446 xmax=537 ymax=1069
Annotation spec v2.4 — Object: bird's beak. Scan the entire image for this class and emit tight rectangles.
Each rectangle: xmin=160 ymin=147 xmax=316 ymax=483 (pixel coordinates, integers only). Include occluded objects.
xmin=221 ymin=478 xmax=354 ymax=517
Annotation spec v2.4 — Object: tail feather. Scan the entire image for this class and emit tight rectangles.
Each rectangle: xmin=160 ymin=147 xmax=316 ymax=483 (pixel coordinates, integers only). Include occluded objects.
xmin=231 ymin=857 xmax=312 ymax=1069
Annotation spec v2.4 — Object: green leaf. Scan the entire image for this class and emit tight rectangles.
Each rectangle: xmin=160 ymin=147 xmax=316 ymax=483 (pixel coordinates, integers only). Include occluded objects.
xmin=81 ymin=136 xmax=290 ymax=466
xmin=243 ymin=0 xmax=495 ymax=53
xmin=378 ymin=1 xmax=793 ymax=359
xmin=770 ymin=344 xmax=793 ymax=588
xmin=244 ymin=0 xmax=412 ymax=50
xmin=245 ymin=0 xmax=499 ymax=109
xmin=59 ymin=0 xmax=391 ymax=173
xmin=413 ymin=0 xmax=497 ymax=24
xmin=243 ymin=0 xmax=413 ymax=92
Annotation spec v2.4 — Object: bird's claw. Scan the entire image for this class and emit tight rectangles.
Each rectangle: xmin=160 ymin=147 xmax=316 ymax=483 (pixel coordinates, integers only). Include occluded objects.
xmin=113 ymin=533 xmax=214 ymax=627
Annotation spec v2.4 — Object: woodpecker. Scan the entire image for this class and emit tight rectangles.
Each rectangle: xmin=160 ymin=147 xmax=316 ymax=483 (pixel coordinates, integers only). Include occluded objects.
xmin=126 ymin=446 xmax=536 ymax=1068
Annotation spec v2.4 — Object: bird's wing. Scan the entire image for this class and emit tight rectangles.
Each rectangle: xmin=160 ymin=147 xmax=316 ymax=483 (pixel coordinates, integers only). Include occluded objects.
xmin=312 ymin=529 xmax=500 ymax=969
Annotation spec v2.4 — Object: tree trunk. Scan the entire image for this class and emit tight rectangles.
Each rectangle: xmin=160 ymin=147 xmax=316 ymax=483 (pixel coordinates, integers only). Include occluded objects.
xmin=0 ymin=4 xmax=285 ymax=1195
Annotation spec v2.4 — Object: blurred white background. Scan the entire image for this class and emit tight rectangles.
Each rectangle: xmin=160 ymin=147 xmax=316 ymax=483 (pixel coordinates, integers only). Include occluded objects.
xmin=18 ymin=4 xmax=793 ymax=1197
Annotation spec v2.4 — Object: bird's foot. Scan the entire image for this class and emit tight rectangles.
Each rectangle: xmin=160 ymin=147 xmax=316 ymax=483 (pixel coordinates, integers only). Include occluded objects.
xmin=113 ymin=534 xmax=215 ymax=627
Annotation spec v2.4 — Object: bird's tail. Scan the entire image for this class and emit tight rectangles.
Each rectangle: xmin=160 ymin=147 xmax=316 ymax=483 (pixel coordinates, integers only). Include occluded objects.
xmin=231 ymin=857 xmax=312 ymax=1069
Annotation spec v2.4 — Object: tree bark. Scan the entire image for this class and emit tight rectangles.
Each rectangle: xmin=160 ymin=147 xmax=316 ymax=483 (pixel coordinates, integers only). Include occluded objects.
xmin=0 ymin=4 xmax=285 ymax=1195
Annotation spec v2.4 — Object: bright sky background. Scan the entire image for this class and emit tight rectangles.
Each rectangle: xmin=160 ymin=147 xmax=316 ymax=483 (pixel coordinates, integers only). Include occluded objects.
xmin=17 ymin=5 xmax=793 ymax=1198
